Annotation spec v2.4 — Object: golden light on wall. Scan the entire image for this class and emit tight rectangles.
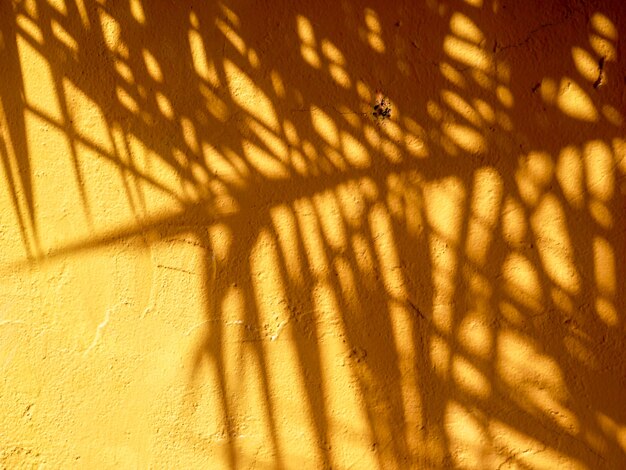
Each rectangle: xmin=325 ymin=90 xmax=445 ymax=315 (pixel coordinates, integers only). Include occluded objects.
xmin=0 ymin=0 xmax=625 ymax=468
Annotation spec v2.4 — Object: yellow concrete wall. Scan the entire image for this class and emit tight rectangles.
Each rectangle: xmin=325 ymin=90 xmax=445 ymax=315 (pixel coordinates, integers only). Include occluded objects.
xmin=1 ymin=0 xmax=625 ymax=468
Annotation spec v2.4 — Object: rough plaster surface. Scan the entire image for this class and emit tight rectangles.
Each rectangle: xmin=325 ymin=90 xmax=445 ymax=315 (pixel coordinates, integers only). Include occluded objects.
xmin=1 ymin=0 xmax=625 ymax=468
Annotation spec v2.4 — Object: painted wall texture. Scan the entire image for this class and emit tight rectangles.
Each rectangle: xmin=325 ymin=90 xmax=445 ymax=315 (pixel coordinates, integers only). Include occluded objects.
xmin=1 ymin=0 xmax=625 ymax=468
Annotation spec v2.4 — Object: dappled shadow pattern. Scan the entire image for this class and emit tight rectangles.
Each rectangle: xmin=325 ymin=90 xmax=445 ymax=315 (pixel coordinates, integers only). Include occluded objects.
xmin=1 ymin=0 xmax=626 ymax=467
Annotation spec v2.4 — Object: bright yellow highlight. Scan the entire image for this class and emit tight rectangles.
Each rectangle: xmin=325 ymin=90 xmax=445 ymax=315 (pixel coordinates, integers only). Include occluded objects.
xmin=557 ymin=79 xmax=598 ymax=121
xmin=450 ymin=13 xmax=484 ymax=44
xmin=2 ymin=2 xmax=625 ymax=468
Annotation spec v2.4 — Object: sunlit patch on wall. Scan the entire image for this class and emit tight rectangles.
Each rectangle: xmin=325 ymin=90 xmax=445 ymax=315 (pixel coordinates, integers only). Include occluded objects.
xmin=300 ymin=140 xmax=320 ymax=174
xmin=572 ymin=46 xmax=600 ymax=83
xmin=584 ymin=140 xmax=614 ymax=202
xmin=436 ymin=133 xmax=459 ymax=157
xmin=268 ymin=70 xmax=285 ymax=98
xmin=270 ymin=205 xmax=304 ymax=284
xmin=453 ymin=355 xmax=491 ymax=398
xmin=501 ymin=196 xmax=527 ymax=247
xmin=247 ymin=48 xmax=260 ymax=68
xmin=115 ymin=86 xmax=138 ymax=113
xmin=496 ymin=85 xmax=513 ymax=108
xmin=219 ymin=2 xmax=240 ymax=28
xmin=539 ymin=77 xmax=558 ymax=104
xmin=350 ymin=232 xmax=375 ymax=278
xmin=426 ymin=100 xmax=443 ymax=122
xmin=294 ymin=198 xmax=328 ymax=278
xmin=341 ymin=132 xmax=370 ymax=168
xmin=179 ymin=117 xmax=199 ymax=155
xmin=404 ymin=137 xmax=428 ymax=161
xmin=589 ymin=201 xmax=612 ymax=231
xmin=473 ymin=99 xmax=494 ymax=123
xmin=288 ymin=148 xmax=308 ymax=176
xmin=556 ymin=146 xmax=584 ymax=208
xmin=459 ymin=310 xmax=492 ymax=359
xmin=497 ymin=63 xmax=511 ymax=85
xmin=443 ymin=123 xmax=485 ymax=155
xmin=242 ymin=140 xmax=289 ymax=180
xmin=329 ymin=64 xmax=351 ymax=88
xmin=207 ymin=222 xmax=232 ymax=263
xmin=62 ymin=78 xmax=113 ymax=153
xmin=188 ymin=29 xmax=213 ymax=84
xmin=427 ymin=334 xmax=449 ymax=378
xmin=51 ymin=19 xmax=77 ymax=53
xmin=380 ymin=139 xmax=401 ymax=163
xmin=470 ymin=69 xmax=494 ymax=89
xmin=155 ymin=92 xmax=174 ymax=120
xmin=445 ymin=401 xmax=491 ymax=469
xmin=378 ymin=119 xmax=400 ymax=142
xmin=362 ymin=124 xmax=380 ymax=150
xmin=386 ymin=172 xmax=424 ymax=235
xmin=602 ymin=105 xmax=623 ymax=126
xmin=370 ymin=203 xmax=406 ymax=300
xmin=557 ymin=79 xmax=598 ymax=121
xmin=216 ymin=18 xmax=246 ymax=56
xmin=363 ymin=8 xmax=385 ymax=53
xmin=588 ymin=33 xmax=616 ymax=62
xmin=207 ymin=179 xmax=237 ymax=213
xmin=439 ymin=62 xmax=466 ymax=88
xmin=564 ymin=332 xmax=597 ymax=369
xmin=590 ymin=12 xmax=618 ymax=41
xmin=424 ymin=178 xmax=463 ymax=329
xmin=199 ymin=84 xmax=227 ymax=121
xmin=502 ymin=252 xmax=542 ymax=312
xmin=297 ymin=15 xmax=321 ymax=68
xmin=172 ymin=147 xmax=188 ymax=169
xmin=247 ymin=119 xmax=288 ymax=163
xmin=515 ymin=151 xmax=553 ymax=207
xmin=444 ymin=36 xmax=492 ymax=73
xmin=114 ymin=59 xmax=134 ymax=84
xmin=401 ymin=117 xmax=422 ymax=139
xmin=593 ymin=235 xmax=616 ymax=316
xmin=497 ymin=329 xmax=567 ymax=397
xmin=332 ymin=255 xmax=359 ymax=312
xmin=450 ymin=13 xmax=484 ymax=45
xmin=322 ymin=145 xmax=347 ymax=171
xmin=314 ymin=190 xmax=347 ymax=252
xmin=442 ymin=91 xmax=482 ymax=127
xmin=311 ymin=108 xmax=339 ymax=148
xmin=355 ymin=79 xmax=372 ymax=103
xmin=595 ymin=297 xmax=618 ymax=326
xmin=465 ymin=167 xmax=502 ymax=263
xmin=201 ymin=143 xmax=247 ymax=188
xmin=17 ymin=13 xmax=43 ymax=45
xmin=48 ymin=0 xmax=67 ymax=15
xmin=321 ymin=39 xmax=345 ymax=65
xmin=613 ymin=138 xmax=626 ymax=176
xmin=17 ymin=35 xmax=62 ymax=122
xmin=224 ymin=59 xmax=278 ymax=131
xmin=99 ymin=9 xmax=128 ymax=56
xmin=141 ymin=49 xmax=162 ymax=83
xmin=334 ymin=105 xmax=359 ymax=128
xmin=499 ymin=301 xmax=525 ymax=327
xmin=130 ymin=0 xmax=145 ymax=24
xmin=531 ymin=195 xmax=580 ymax=294
xmin=190 ymin=161 xmax=209 ymax=189
xmin=333 ymin=180 xmax=363 ymax=229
